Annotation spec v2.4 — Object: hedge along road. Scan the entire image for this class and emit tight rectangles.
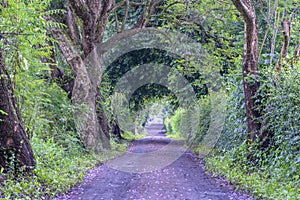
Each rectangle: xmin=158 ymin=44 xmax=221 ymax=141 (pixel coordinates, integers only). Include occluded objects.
xmin=55 ymin=123 xmax=253 ymax=200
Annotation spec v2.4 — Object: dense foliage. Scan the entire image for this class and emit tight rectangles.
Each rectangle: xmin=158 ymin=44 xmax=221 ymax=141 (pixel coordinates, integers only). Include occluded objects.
xmin=205 ymin=67 xmax=300 ymax=200
xmin=0 ymin=0 xmax=299 ymax=199
xmin=0 ymin=0 xmax=125 ymax=198
xmin=163 ymin=1 xmax=300 ymax=199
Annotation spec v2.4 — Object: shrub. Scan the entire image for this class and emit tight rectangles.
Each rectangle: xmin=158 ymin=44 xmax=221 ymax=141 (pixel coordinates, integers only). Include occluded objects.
xmin=165 ymin=95 xmax=212 ymax=143
xmin=0 ymin=137 xmax=124 ymax=199
xmin=205 ymin=65 xmax=300 ymax=199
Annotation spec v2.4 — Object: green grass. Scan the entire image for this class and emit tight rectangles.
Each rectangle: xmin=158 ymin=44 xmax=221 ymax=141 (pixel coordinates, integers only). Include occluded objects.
xmin=0 ymin=137 xmax=126 ymax=199
xmin=204 ymin=150 xmax=300 ymax=200
xmin=121 ymin=131 xmax=145 ymax=141
xmin=166 ymin=131 xmax=185 ymax=140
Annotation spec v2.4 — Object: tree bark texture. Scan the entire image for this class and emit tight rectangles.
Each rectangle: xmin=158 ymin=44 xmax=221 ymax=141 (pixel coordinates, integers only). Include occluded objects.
xmin=0 ymin=52 xmax=35 ymax=171
xmin=232 ymin=0 xmax=262 ymax=140
xmin=51 ymin=1 xmax=114 ymax=151
xmin=96 ymin=90 xmax=111 ymax=149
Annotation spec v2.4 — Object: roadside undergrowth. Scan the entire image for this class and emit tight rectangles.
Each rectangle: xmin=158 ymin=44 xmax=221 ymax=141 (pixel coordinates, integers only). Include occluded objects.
xmin=204 ymin=145 xmax=300 ymax=200
xmin=0 ymin=137 xmax=126 ymax=199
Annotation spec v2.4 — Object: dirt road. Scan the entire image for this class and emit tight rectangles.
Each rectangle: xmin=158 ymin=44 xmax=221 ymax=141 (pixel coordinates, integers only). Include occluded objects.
xmin=56 ymin=123 xmax=253 ymax=200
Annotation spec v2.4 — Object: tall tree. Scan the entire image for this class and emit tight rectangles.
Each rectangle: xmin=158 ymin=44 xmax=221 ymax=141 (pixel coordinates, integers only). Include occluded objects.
xmin=0 ymin=0 xmax=57 ymax=170
xmin=232 ymin=0 xmax=262 ymax=140
xmin=51 ymin=0 xmax=113 ymax=150
xmin=0 ymin=51 xmax=35 ymax=171
xmin=51 ymin=0 xmax=166 ymax=151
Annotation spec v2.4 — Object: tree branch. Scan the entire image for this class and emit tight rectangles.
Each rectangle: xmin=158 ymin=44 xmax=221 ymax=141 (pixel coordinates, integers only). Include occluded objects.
xmin=121 ymin=0 xmax=130 ymax=32
xmin=269 ymin=0 xmax=279 ymax=65
xmin=232 ymin=0 xmax=254 ymax=22
xmin=134 ymin=0 xmax=151 ymax=28
xmin=108 ymin=0 xmax=125 ymax=13
xmin=258 ymin=27 xmax=269 ymax=58
xmin=133 ymin=0 xmax=164 ymax=28
xmin=69 ymin=0 xmax=90 ymax=21
xmin=95 ymin=0 xmax=113 ymax=44
xmin=276 ymin=18 xmax=291 ymax=72
xmin=114 ymin=8 xmax=120 ymax=33
xmin=66 ymin=5 xmax=80 ymax=45
xmin=98 ymin=28 xmax=168 ymax=54
xmin=51 ymin=28 xmax=82 ymax=76
xmin=294 ymin=41 xmax=300 ymax=57
xmin=130 ymin=2 xmax=147 ymax=6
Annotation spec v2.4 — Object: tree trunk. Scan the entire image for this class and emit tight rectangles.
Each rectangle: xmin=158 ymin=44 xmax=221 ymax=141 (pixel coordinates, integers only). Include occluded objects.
xmin=294 ymin=41 xmax=300 ymax=57
xmin=51 ymin=0 xmax=160 ymax=150
xmin=49 ymin=1 xmax=115 ymax=151
xmin=232 ymin=0 xmax=262 ymax=141
xmin=0 ymin=52 xmax=35 ymax=172
xmin=96 ymin=91 xmax=111 ymax=149
xmin=45 ymin=39 xmax=74 ymax=98
xmin=276 ymin=19 xmax=291 ymax=72
xmin=111 ymin=119 xmax=124 ymax=142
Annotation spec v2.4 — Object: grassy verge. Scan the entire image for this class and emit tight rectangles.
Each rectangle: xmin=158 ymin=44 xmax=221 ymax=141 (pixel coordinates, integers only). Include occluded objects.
xmin=0 ymin=137 xmax=126 ymax=199
xmin=166 ymin=132 xmax=185 ymax=140
xmin=121 ymin=131 xmax=146 ymax=141
xmin=204 ymin=147 xmax=300 ymax=200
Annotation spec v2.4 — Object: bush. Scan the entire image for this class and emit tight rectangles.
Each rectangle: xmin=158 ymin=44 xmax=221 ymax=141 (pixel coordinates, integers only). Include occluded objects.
xmin=0 ymin=137 xmax=124 ymax=199
xmin=165 ymin=95 xmax=212 ymax=143
xmin=216 ymin=74 xmax=247 ymax=151
xmin=205 ymin=66 xmax=300 ymax=199
xmin=205 ymin=144 xmax=300 ymax=200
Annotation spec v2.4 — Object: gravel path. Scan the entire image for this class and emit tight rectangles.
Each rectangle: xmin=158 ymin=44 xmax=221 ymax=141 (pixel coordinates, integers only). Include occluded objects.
xmin=56 ymin=123 xmax=253 ymax=200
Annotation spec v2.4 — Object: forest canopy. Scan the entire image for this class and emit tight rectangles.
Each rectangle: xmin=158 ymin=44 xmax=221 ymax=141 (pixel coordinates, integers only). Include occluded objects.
xmin=0 ymin=0 xmax=299 ymax=199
